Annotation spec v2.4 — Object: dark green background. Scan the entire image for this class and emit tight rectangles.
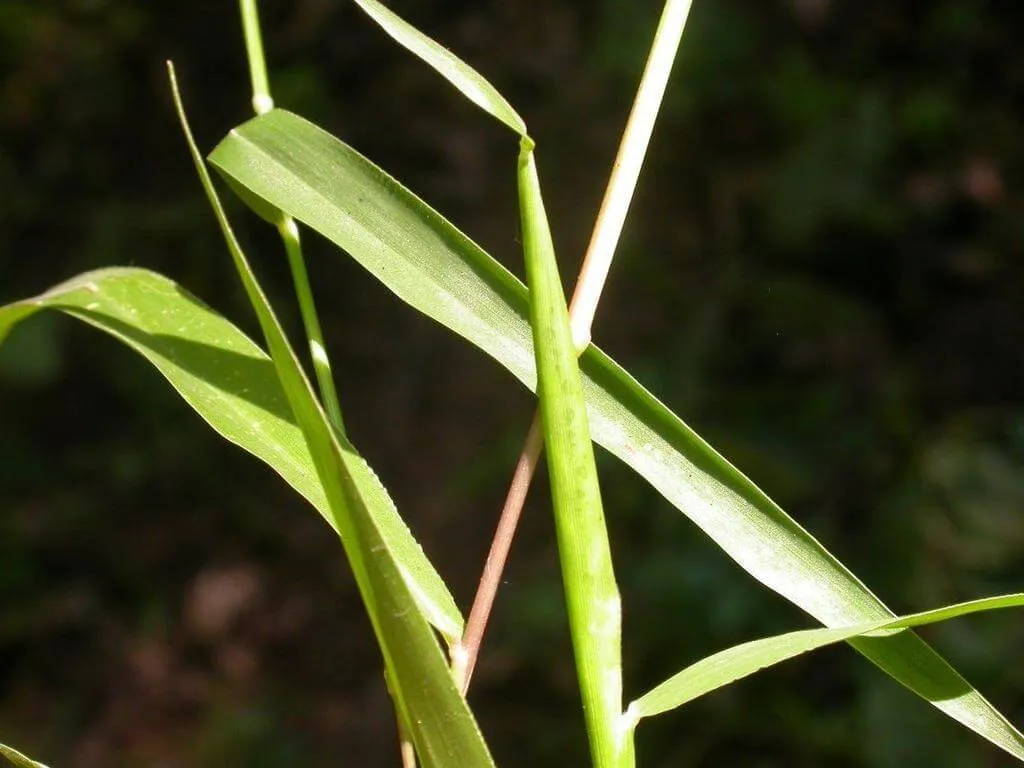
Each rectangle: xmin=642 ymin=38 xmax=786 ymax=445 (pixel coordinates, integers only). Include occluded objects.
xmin=2 ymin=1 xmax=1022 ymax=765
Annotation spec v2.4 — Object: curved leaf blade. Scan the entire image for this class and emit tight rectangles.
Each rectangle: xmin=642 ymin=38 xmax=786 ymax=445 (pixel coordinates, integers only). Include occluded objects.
xmin=0 ymin=268 xmax=462 ymax=645
xmin=209 ymin=108 xmax=1024 ymax=760
xmin=352 ymin=0 xmax=526 ymax=136
xmin=628 ymin=592 xmax=1024 ymax=721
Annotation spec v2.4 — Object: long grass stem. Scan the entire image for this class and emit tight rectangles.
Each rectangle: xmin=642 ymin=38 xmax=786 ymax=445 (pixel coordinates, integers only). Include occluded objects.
xmin=238 ymin=0 xmax=346 ymax=436
xmin=278 ymin=217 xmax=347 ymax=433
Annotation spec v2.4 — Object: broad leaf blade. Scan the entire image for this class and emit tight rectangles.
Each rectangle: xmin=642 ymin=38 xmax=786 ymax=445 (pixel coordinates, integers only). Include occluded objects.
xmin=0 ymin=268 xmax=461 ymax=645
xmin=352 ymin=0 xmax=526 ymax=136
xmin=629 ymin=592 xmax=1024 ymax=721
xmin=209 ymin=108 xmax=1024 ymax=760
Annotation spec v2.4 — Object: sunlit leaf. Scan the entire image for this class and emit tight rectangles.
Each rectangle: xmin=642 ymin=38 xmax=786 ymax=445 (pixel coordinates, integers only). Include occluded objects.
xmin=352 ymin=0 xmax=525 ymax=136
xmin=210 ymin=108 xmax=1024 ymax=760
xmin=0 ymin=267 xmax=462 ymax=644
xmin=173 ymin=69 xmax=493 ymax=765
xmin=517 ymin=142 xmax=624 ymax=765
xmin=628 ymin=592 xmax=1024 ymax=721
xmin=0 ymin=741 xmax=48 ymax=768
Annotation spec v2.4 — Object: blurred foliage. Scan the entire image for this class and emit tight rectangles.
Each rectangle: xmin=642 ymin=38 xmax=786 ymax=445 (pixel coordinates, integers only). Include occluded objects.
xmin=1 ymin=0 xmax=1022 ymax=765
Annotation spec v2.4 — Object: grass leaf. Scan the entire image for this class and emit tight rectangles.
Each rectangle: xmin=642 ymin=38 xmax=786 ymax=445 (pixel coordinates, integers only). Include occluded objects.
xmin=0 ymin=267 xmax=462 ymax=644
xmin=209 ymin=109 xmax=1024 ymax=761
xmin=518 ymin=141 xmax=624 ymax=765
xmin=170 ymin=66 xmax=493 ymax=765
xmin=0 ymin=742 xmax=48 ymax=768
xmin=628 ymin=592 xmax=1024 ymax=722
xmin=352 ymin=0 xmax=525 ymax=136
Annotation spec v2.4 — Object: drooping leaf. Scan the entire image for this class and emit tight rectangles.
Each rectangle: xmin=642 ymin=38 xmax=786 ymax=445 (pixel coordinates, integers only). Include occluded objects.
xmin=0 ymin=267 xmax=462 ymax=645
xmin=171 ymin=68 xmax=493 ymax=766
xmin=209 ymin=108 xmax=1024 ymax=760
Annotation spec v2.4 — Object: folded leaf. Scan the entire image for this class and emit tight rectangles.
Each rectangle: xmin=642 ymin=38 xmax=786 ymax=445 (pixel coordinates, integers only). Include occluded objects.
xmin=353 ymin=6 xmax=627 ymax=761
xmin=209 ymin=108 xmax=1024 ymax=760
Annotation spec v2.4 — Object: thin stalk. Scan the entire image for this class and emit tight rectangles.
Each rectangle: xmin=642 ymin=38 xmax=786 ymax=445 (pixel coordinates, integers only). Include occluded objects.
xmin=240 ymin=0 xmax=273 ymax=116
xmin=279 ymin=217 xmax=346 ymax=431
xmin=238 ymin=0 xmax=347 ymax=435
xmin=568 ymin=0 xmax=695 ymax=352
xmin=454 ymin=0 xmax=695 ymax=694
xmin=386 ymin=668 xmax=418 ymax=768
xmin=452 ymin=414 xmax=542 ymax=693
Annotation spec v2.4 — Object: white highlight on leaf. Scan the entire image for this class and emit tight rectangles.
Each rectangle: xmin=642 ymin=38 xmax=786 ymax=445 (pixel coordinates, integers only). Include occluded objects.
xmin=311 ymin=339 xmax=329 ymax=367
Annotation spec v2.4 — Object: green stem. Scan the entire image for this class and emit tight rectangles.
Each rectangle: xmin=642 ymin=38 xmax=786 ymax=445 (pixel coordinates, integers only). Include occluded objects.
xmin=240 ymin=0 xmax=273 ymax=115
xmin=278 ymin=217 xmax=346 ymax=433
xmin=238 ymin=0 xmax=346 ymax=436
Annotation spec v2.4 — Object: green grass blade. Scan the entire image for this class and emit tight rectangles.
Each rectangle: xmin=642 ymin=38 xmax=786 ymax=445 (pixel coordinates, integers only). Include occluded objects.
xmin=172 ymin=67 xmax=493 ymax=765
xmin=628 ymin=592 xmax=1024 ymax=721
xmin=208 ymin=109 xmax=1024 ymax=760
xmin=212 ymin=110 xmax=535 ymax=390
xmin=0 ymin=267 xmax=462 ymax=644
xmin=0 ymin=742 xmax=48 ymax=768
xmin=352 ymin=0 xmax=525 ymax=136
xmin=0 ymin=269 xmax=480 ymax=763
xmin=518 ymin=140 xmax=624 ymax=766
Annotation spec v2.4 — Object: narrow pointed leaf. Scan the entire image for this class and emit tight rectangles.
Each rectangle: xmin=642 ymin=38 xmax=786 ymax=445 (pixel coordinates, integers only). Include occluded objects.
xmin=518 ymin=141 xmax=623 ymax=766
xmin=171 ymin=72 xmax=492 ymax=766
xmin=0 ymin=742 xmax=48 ymax=768
xmin=0 ymin=267 xmax=462 ymax=644
xmin=352 ymin=0 xmax=525 ymax=136
xmin=209 ymin=108 xmax=1024 ymax=760
xmin=629 ymin=592 xmax=1024 ymax=721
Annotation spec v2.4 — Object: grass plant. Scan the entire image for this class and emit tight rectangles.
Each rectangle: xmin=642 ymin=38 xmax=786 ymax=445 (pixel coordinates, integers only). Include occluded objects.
xmin=2 ymin=2 xmax=1023 ymax=765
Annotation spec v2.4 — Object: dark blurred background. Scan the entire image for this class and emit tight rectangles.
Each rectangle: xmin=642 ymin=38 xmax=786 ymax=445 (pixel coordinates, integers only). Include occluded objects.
xmin=2 ymin=0 xmax=1023 ymax=765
